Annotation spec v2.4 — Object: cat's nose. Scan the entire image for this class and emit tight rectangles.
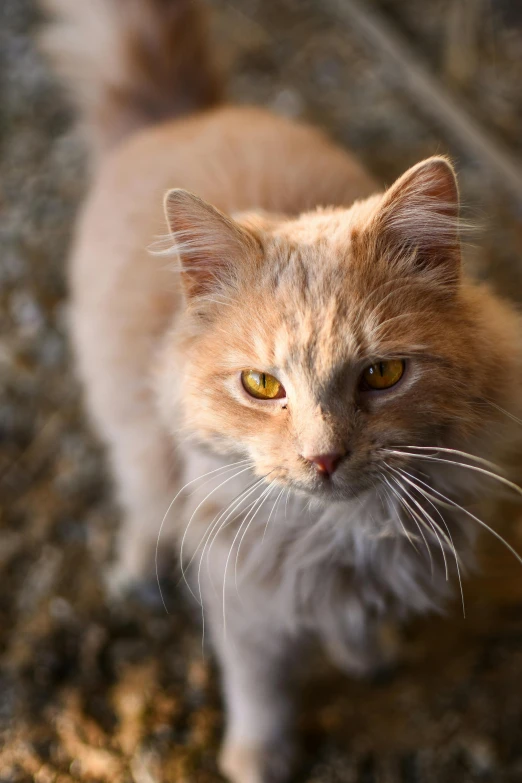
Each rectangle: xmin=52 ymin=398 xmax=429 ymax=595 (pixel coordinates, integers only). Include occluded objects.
xmin=303 ymin=451 xmax=345 ymax=476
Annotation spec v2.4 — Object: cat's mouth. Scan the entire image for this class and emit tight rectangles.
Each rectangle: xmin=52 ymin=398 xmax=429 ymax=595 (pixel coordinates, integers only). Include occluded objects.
xmin=282 ymin=467 xmax=377 ymax=503
xmin=252 ymin=451 xmax=386 ymax=503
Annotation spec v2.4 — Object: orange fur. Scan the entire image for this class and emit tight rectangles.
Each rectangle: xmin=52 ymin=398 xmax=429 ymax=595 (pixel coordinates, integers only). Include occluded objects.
xmin=40 ymin=0 xmax=222 ymax=158
xmin=41 ymin=3 xmax=522 ymax=782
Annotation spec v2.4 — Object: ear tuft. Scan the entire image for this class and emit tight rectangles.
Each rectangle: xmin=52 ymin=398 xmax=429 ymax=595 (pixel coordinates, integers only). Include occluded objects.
xmin=374 ymin=156 xmax=461 ymax=283
xmin=163 ymin=189 xmax=259 ymax=300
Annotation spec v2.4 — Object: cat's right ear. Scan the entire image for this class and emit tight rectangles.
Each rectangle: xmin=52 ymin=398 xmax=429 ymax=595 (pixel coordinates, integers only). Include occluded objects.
xmin=163 ymin=189 xmax=260 ymax=300
xmin=370 ymin=157 xmax=462 ymax=285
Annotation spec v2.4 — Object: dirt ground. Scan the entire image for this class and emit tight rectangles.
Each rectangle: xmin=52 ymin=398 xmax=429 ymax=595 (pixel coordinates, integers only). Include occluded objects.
xmin=2 ymin=1 xmax=522 ymax=781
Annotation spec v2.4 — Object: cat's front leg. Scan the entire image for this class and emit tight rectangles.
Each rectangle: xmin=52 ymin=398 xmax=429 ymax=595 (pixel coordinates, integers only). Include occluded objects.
xmin=207 ymin=598 xmax=298 ymax=783
xmin=317 ymin=595 xmax=401 ymax=679
xmin=104 ymin=431 xmax=179 ymax=598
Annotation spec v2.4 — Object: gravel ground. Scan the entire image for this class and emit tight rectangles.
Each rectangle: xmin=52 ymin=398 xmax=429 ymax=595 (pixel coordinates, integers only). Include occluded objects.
xmin=1 ymin=1 xmax=522 ymax=781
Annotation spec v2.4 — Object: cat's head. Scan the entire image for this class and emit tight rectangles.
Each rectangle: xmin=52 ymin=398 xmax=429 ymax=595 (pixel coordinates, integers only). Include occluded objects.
xmin=157 ymin=157 xmax=518 ymax=501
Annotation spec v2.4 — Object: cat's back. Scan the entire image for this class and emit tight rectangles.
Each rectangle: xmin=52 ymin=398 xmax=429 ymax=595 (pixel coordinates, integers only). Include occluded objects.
xmin=73 ymin=106 xmax=376 ymax=292
xmin=93 ymin=105 xmax=376 ymax=216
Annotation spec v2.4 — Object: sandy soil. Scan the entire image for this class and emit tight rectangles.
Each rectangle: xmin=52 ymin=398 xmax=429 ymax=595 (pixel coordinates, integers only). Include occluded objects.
xmin=1 ymin=1 xmax=522 ymax=781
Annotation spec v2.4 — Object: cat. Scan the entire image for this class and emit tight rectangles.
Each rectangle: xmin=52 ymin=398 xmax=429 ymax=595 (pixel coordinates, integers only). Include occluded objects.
xmin=41 ymin=1 xmax=522 ymax=781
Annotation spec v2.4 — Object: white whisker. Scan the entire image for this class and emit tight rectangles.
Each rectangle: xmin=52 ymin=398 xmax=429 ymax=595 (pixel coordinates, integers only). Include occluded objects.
xmin=198 ymin=296 xmax=233 ymax=308
xmin=386 ymin=450 xmax=522 ymax=500
xmin=178 ymin=463 xmax=254 ymax=603
xmin=387 ymin=473 xmax=447 ymax=577
xmin=196 ymin=477 xmax=268 ymax=652
xmin=378 ymin=475 xmax=421 ymax=553
xmin=483 ymin=400 xmax=522 ymax=427
xmin=390 ymin=473 xmax=449 ymax=580
xmin=388 ymin=445 xmax=505 ymax=474
xmin=284 ymin=489 xmax=291 ymax=520
xmin=395 ymin=470 xmax=522 ymax=569
xmin=234 ymin=481 xmax=277 ymax=597
xmin=156 ymin=458 xmax=252 ymax=613
xmin=382 ymin=475 xmax=434 ymax=574
xmin=388 ymin=464 xmax=466 ymax=617
xmin=222 ymin=475 xmax=276 ymax=638
xmin=373 ymin=311 xmax=421 ymax=335
xmin=364 ymin=279 xmax=430 ymax=331
xmin=202 ymin=477 xmax=268 ymax=597
xmin=262 ymin=486 xmax=286 ymax=544
xmin=353 ymin=275 xmax=422 ymax=330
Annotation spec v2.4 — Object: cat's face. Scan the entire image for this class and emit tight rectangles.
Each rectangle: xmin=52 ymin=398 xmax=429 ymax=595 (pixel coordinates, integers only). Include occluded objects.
xmin=159 ymin=158 xmax=511 ymax=501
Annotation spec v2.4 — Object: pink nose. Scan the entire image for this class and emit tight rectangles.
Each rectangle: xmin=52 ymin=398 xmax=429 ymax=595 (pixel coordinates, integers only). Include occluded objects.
xmin=304 ymin=452 xmax=344 ymax=476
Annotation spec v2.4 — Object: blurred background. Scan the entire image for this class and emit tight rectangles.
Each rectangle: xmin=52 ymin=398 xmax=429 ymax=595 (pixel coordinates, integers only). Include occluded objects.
xmin=1 ymin=0 xmax=522 ymax=781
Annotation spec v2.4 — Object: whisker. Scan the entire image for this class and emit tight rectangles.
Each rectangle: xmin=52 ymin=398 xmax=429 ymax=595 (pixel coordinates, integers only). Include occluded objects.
xmin=177 ymin=463 xmax=254 ymax=603
xmin=198 ymin=296 xmax=233 ymax=308
xmin=189 ymin=479 xmax=265 ymax=601
xmin=156 ymin=458 xmax=252 ymax=612
xmin=378 ymin=475 xmax=421 ymax=553
xmin=483 ymin=400 xmax=522 ymax=427
xmin=176 ymin=459 xmax=252 ymax=560
xmin=262 ymin=486 xmax=286 ymax=544
xmin=222 ymin=474 xmax=276 ymax=638
xmin=354 ymin=275 xmax=428 ymax=329
xmin=396 ymin=470 xmax=522 ymax=569
xmin=234 ymin=481 xmax=277 ymax=597
xmin=382 ymin=475 xmax=434 ymax=574
xmin=387 ymin=445 xmax=505 ymax=474
xmin=373 ymin=311 xmax=422 ymax=335
xmin=196 ymin=477 xmax=268 ymax=652
xmin=284 ymin=489 xmax=291 ymax=520
xmin=364 ymin=279 xmax=434 ymax=330
xmin=388 ymin=464 xmax=466 ymax=617
xmin=202 ymin=477 xmax=268 ymax=597
xmin=388 ymin=473 xmax=448 ymax=577
xmin=386 ymin=450 xmax=522 ymax=500
xmin=387 ymin=464 xmax=464 ymax=562
xmin=390 ymin=473 xmax=449 ymax=580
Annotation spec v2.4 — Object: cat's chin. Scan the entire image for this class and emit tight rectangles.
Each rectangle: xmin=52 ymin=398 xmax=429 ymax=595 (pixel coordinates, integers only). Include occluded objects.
xmin=285 ymin=476 xmax=368 ymax=504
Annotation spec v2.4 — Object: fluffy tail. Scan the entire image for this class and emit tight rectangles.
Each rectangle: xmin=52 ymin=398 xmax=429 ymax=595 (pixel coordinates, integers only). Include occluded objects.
xmin=40 ymin=0 xmax=222 ymax=158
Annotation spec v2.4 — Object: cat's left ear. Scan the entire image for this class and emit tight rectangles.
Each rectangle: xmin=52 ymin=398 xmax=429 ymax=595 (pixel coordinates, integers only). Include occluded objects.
xmin=372 ymin=156 xmax=461 ymax=284
xmin=163 ymin=189 xmax=260 ymax=300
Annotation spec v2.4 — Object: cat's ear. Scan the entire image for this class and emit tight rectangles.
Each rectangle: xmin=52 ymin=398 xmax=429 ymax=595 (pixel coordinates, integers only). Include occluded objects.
xmin=372 ymin=157 xmax=461 ymax=284
xmin=163 ymin=189 xmax=259 ymax=299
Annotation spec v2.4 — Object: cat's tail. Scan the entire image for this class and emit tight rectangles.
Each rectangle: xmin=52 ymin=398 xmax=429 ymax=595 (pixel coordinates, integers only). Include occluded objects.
xmin=40 ymin=0 xmax=222 ymax=159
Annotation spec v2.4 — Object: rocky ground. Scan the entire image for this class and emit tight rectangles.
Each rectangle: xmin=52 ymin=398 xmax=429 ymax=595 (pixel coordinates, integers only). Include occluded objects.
xmin=1 ymin=0 xmax=522 ymax=781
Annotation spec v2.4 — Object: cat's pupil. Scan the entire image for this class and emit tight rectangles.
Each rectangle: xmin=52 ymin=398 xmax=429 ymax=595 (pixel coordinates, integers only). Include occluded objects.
xmin=379 ymin=362 xmax=385 ymax=376
xmin=261 ymin=373 xmax=266 ymax=388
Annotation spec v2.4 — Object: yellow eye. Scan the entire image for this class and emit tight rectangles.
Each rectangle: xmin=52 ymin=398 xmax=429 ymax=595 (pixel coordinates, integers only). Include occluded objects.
xmin=241 ymin=370 xmax=285 ymax=400
xmin=362 ymin=359 xmax=405 ymax=390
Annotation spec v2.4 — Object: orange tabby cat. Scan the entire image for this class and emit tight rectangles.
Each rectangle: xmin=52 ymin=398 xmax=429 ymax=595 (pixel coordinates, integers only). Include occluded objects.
xmin=42 ymin=1 xmax=522 ymax=781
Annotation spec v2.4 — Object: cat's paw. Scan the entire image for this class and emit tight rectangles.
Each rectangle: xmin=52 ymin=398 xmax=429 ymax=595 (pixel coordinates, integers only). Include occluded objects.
xmin=219 ymin=738 xmax=294 ymax=783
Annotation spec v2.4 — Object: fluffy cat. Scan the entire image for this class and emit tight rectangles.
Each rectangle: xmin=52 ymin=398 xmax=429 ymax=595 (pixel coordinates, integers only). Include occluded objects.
xmin=42 ymin=1 xmax=522 ymax=781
